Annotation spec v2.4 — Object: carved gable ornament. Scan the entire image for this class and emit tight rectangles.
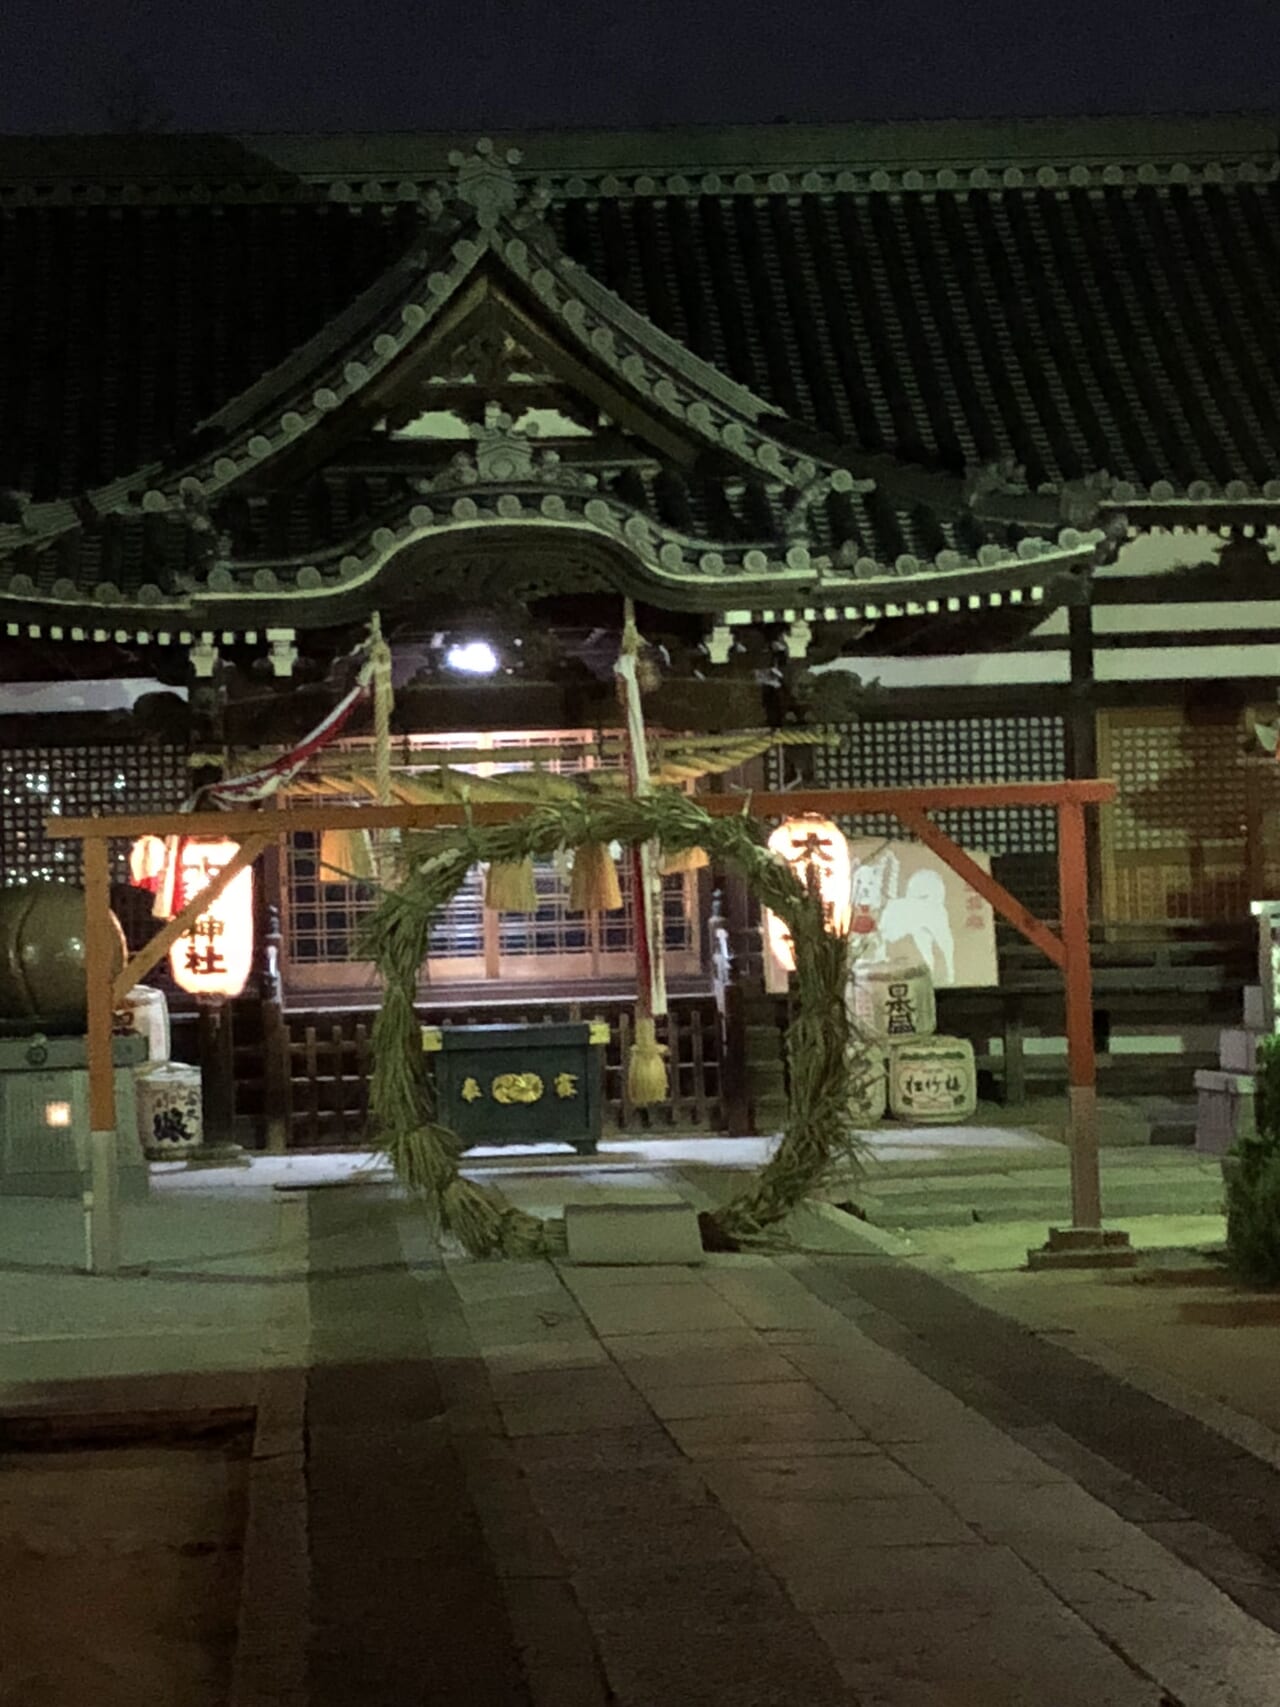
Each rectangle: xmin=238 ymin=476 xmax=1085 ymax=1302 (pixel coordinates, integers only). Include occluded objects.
xmin=473 ymin=403 xmax=540 ymax=481
xmin=419 ymin=404 xmax=599 ymax=493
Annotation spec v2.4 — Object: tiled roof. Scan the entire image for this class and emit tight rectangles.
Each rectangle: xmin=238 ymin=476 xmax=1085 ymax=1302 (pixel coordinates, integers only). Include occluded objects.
xmin=0 ymin=117 xmax=1276 ymax=626
xmin=547 ymin=181 xmax=1280 ymax=489
xmin=0 ymin=461 xmax=1033 ymax=617
xmin=0 ymin=201 xmax=422 ymax=499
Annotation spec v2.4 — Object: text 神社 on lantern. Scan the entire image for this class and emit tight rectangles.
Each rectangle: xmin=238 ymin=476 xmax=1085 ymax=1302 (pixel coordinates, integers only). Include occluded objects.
xmin=166 ymin=838 xmax=255 ymax=999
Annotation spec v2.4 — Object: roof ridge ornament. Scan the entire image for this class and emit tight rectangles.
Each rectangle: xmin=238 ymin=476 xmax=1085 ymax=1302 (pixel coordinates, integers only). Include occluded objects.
xmin=1057 ymin=469 xmax=1117 ymax=528
xmin=782 ymin=467 xmax=857 ymax=541
xmin=434 ymin=137 xmax=552 ymax=233
xmin=0 ymin=489 xmax=34 ymax=532
xmin=962 ymin=454 xmax=1030 ymax=509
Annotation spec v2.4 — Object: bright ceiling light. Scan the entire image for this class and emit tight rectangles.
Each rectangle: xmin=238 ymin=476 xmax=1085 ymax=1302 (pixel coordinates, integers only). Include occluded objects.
xmin=445 ymin=641 xmax=499 ymax=675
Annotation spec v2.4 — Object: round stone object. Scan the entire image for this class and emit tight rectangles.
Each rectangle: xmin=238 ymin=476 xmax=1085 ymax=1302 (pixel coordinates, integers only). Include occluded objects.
xmin=0 ymin=883 xmax=126 ymax=1030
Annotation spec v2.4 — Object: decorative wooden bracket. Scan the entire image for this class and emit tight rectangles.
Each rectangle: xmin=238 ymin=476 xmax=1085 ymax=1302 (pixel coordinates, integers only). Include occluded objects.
xmin=893 ymin=806 xmax=1066 ymax=970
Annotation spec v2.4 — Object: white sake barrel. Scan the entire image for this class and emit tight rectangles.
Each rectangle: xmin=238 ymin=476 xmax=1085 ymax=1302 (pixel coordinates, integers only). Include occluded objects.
xmin=888 ymin=1037 xmax=977 ymax=1124
xmin=137 ymin=1062 xmax=203 ymax=1158
xmin=122 ymin=984 xmax=171 ymax=1064
xmin=848 ymin=1042 xmax=887 ymax=1125
xmin=850 ymin=961 xmax=936 ymax=1041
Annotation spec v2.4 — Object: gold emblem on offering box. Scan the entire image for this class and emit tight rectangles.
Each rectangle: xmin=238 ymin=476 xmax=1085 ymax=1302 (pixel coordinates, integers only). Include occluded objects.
xmin=553 ymin=1072 xmax=579 ymax=1100
xmin=461 ymin=1076 xmax=483 ymax=1103
xmin=492 ymin=1071 xmax=544 ymax=1105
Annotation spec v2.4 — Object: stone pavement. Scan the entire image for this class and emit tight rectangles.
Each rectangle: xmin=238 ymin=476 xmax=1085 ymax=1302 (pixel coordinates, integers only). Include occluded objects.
xmin=6 ymin=1169 xmax=1280 ymax=1704
xmin=426 ymin=1235 xmax=1280 ymax=1707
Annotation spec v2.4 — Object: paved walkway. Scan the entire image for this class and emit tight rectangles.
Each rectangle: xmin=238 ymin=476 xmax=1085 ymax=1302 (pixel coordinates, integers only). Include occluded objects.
xmin=5 ymin=1165 xmax=1280 ymax=1704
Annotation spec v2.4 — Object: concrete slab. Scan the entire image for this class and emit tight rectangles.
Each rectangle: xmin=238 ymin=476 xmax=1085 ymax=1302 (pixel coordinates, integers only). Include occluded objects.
xmin=641 ymin=1381 xmax=840 ymax=1421
xmin=815 ymin=1603 xmax=1166 ymax=1705
xmin=563 ymin=1199 xmax=704 ymax=1266
xmin=573 ymin=1283 xmax=746 ymax=1337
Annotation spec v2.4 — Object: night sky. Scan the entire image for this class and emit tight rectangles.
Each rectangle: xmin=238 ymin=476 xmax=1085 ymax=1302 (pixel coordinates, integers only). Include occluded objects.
xmin=1 ymin=0 xmax=1278 ymax=134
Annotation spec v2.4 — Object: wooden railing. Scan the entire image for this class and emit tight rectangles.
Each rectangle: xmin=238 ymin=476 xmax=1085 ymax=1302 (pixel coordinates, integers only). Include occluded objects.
xmin=225 ymin=906 xmax=1254 ymax=1141
xmin=233 ymin=992 xmax=724 ymax=1149
xmin=940 ymin=922 xmax=1253 ymax=1103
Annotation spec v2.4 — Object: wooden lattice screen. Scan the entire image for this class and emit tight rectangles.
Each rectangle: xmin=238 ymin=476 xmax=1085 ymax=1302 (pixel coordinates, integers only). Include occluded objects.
xmin=1097 ymin=707 xmax=1280 ymax=924
xmin=0 ymin=742 xmax=189 ymax=890
xmin=778 ymin=715 xmax=1067 ymax=919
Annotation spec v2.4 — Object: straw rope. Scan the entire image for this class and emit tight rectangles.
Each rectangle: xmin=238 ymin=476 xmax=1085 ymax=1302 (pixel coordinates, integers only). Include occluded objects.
xmin=364 ymin=790 xmax=867 ymax=1258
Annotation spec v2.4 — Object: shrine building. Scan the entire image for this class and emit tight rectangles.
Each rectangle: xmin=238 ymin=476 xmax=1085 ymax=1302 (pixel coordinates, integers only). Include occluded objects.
xmin=1 ymin=115 xmax=1277 ymax=1138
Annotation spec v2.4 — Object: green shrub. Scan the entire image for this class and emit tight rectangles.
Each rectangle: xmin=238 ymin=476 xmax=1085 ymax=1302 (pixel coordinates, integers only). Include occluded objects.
xmin=1226 ymin=1035 xmax=1280 ymax=1286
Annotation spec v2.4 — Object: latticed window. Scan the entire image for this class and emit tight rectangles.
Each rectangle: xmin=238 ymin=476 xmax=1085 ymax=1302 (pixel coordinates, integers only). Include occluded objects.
xmin=773 ymin=715 xmax=1067 ymax=920
xmin=1097 ymin=707 xmax=1280 ymax=924
xmin=0 ymin=743 xmax=188 ymax=889
xmin=283 ymin=730 xmax=699 ymax=988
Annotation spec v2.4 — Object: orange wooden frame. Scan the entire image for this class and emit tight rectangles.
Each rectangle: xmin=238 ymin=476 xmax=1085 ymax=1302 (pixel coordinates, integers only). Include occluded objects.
xmin=47 ymin=778 xmax=1116 ymax=1254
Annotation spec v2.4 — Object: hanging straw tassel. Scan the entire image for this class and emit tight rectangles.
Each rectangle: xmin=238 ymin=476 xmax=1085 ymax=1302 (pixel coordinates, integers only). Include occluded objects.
xmin=568 ymin=841 xmax=623 ymax=913
xmin=660 ymin=845 xmax=709 ymax=875
xmin=628 ymin=1014 xmax=669 ymax=1106
xmin=485 ymin=857 xmax=537 ymax=912
xmin=368 ymin=612 xmax=396 ymax=883
xmin=615 ymin=597 xmax=670 ymax=1105
xmin=319 ymin=826 xmax=376 ymax=881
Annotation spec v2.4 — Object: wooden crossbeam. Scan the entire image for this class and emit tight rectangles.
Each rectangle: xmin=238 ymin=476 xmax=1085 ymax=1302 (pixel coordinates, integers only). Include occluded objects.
xmin=47 ymin=780 xmax=1116 ymax=843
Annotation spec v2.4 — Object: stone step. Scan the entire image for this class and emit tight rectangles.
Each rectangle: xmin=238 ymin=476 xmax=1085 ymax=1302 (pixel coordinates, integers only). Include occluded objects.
xmin=853 ymin=1173 xmax=1224 ymax=1229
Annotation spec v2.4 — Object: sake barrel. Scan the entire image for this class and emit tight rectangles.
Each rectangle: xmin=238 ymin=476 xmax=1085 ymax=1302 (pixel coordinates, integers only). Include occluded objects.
xmin=849 ymin=961 xmax=936 ymax=1041
xmin=136 ymin=1062 xmax=203 ymax=1158
xmin=888 ymin=1036 xmax=977 ymax=1124
xmin=849 ymin=1042 xmax=887 ymax=1125
xmin=121 ymin=985 xmax=171 ymax=1064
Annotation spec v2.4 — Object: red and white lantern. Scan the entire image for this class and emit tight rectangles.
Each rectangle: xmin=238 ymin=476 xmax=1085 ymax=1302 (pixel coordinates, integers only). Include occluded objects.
xmin=764 ymin=816 xmax=852 ymax=992
xmin=166 ymin=837 xmax=255 ymax=999
xmin=128 ymin=833 xmax=169 ymax=895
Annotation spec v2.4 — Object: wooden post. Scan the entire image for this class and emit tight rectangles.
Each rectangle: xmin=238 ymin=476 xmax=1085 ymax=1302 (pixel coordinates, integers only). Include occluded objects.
xmin=1067 ymin=600 xmax=1104 ymax=921
xmin=198 ymin=995 xmax=237 ymax=1148
xmin=1245 ymin=759 xmax=1267 ymax=906
xmin=1002 ymin=1005 xmax=1027 ymax=1107
xmin=1026 ymin=802 xmax=1133 ymax=1267
xmin=260 ymin=904 xmax=292 ymax=1154
xmin=1058 ymin=798 xmax=1102 ymax=1231
xmin=83 ymin=835 xmax=121 ymax=1276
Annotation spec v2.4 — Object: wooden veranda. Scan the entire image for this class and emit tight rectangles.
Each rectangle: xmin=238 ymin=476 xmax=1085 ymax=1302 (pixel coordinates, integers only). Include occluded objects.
xmin=47 ymin=779 xmax=1120 ymax=1273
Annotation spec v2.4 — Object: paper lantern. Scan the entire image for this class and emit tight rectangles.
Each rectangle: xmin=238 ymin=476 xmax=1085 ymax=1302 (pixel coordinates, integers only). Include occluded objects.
xmin=764 ymin=816 xmax=851 ymax=992
xmin=167 ymin=837 xmax=255 ymax=999
xmin=128 ymin=833 xmax=169 ymax=895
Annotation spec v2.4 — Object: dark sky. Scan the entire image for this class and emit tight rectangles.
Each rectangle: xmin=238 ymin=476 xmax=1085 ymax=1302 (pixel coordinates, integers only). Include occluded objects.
xmin=2 ymin=0 xmax=1278 ymax=134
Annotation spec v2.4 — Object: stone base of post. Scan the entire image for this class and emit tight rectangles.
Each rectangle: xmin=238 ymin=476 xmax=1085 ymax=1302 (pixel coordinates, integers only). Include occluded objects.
xmin=1027 ymin=1224 xmax=1137 ymax=1271
xmin=83 ymin=1128 xmax=122 ymax=1275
